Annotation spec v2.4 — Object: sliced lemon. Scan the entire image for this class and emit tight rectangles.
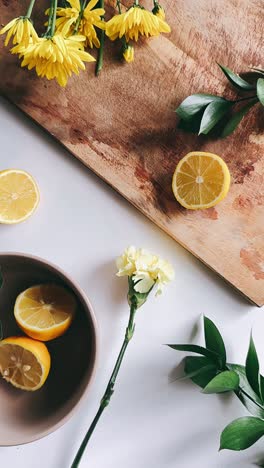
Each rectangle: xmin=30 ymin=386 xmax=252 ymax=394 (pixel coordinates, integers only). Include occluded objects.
xmin=14 ymin=284 xmax=76 ymax=342
xmin=172 ymin=151 xmax=231 ymax=210
xmin=0 ymin=336 xmax=51 ymax=391
xmin=0 ymin=169 xmax=39 ymax=224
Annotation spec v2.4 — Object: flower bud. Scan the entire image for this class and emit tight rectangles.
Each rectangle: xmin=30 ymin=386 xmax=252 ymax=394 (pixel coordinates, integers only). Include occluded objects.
xmin=152 ymin=4 xmax=166 ymax=20
xmin=123 ymin=44 xmax=134 ymax=63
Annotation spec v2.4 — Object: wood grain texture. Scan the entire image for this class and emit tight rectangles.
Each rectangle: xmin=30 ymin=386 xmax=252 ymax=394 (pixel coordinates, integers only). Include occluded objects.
xmin=0 ymin=0 xmax=263 ymax=305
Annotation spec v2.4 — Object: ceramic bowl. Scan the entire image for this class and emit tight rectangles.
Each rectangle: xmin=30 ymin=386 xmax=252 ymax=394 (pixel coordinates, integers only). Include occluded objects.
xmin=0 ymin=252 xmax=98 ymax=446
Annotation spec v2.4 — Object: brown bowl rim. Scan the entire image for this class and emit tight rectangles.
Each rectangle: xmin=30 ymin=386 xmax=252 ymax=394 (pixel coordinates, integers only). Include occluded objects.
xmin=0 ymin=251 xmax=98 ymax=446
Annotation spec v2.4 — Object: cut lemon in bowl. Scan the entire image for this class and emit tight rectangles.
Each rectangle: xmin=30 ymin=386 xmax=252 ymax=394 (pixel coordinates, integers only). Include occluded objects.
xmin=0 ymin=336 xmax=51 ymax=391
xmin=14 ymin=284 xmax=76 ymax=342
xmin=0 ymin=169 xmax=39 ymax=224
xmin=172 ymin=151 xmax=231 ymax=210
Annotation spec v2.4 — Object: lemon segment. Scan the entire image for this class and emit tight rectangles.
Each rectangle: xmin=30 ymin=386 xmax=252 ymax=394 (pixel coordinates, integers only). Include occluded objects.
xmin=14 ymin=284 xmax=76 ymax=342
xmin=0 ymin=169 xmax=39 ymax=224
xmin=0 ymin=336 xmax=51 ymax=391
xmin=172 ymin=151 xmax=231 ymax=210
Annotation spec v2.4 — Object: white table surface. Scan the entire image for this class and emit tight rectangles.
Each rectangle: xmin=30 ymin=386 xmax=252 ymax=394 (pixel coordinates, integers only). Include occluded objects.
xmin=0 ymin=96 xmax=263 ymax=468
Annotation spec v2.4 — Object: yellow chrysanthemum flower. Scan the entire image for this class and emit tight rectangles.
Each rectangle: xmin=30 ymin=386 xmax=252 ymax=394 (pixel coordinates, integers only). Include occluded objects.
xmin=0 ymin=17 xmax=38 ymax=47
xmin=106 ymin=5 xmax=171 ymax=42
xmin=55 ymin=0 xmax=105 ymax=48
xmin=19 ymin=34 xmax=95 ymax=87
xmin=123 ymin=44 xmax=134 ymax=63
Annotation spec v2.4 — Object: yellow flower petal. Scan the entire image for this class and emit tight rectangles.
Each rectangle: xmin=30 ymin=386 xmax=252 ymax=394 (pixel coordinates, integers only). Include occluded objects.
xmin=85 ymin=0 xmax=99 ymax=12
xmin=68 ymin=0 xmax=81 ymax=11
xmin=0 ymin=17 xmax=17 ymax=35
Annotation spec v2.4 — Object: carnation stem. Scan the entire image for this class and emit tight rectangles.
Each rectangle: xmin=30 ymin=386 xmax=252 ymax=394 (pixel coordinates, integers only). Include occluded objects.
xmin=95 ymin=0 xmax=105 ymax=76
xmin=26 ymin=0 xmax=37 ymax=18
xmin=70 ymin=301 xmax=138 ymax=468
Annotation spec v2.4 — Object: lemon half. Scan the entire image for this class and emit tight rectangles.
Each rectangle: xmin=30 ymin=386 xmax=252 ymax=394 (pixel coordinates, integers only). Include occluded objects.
xmin=0 ymin=336 xmax=51 ymax=391
xmin=172 ymin=151 xmax=231 ymax=210
xmin=14 ymin=284 xmax=76 ymax=342
xmin=0 ymin=169 xmax=39 ymax=224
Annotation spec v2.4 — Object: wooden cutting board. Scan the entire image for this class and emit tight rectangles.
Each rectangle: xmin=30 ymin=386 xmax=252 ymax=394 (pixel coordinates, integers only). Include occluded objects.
xmin=0 ymin=0 xmax=263 ymax=305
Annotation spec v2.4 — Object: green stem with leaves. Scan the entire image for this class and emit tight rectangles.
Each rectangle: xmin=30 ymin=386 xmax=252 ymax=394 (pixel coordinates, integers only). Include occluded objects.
xmin=26 ymin=0 xmax=37 ymax=18
xmin=70 ymin=301 xmax=137 ymax=468
xmin=170 ymin=316 xmax=264 ymax=452
xmin=95 ymin=0 xmax=105 ymax=76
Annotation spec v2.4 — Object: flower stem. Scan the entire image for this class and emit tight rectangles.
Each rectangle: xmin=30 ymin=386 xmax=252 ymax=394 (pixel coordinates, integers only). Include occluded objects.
xmin=73 ymin=0 xmax=87 ymax=34
xmin=50 ymin=0 xmax=58 ymax=36
xmin=117 ymin=0 xmax=122 ymax=14
xmin=26 ymin=0 xmax=37 ymax=18
xmin=95 ymin=0 xmax=105 ymax=76
xmin=70 ymin=301 xmax=137 ymax=468
xmin=45 ymin=0 xmax=58 ymax=37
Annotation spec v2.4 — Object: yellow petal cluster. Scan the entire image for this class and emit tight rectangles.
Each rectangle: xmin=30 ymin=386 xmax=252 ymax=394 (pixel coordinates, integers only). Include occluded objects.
xmin=18 ymin=34 xmax=95 ymax=87
xmin=55 ymin=0 xmax=105 ymax=48
xmin=123 ymin=44 xmax=134 ymax=63
xmin=0 ymin=17 xmax=38 ymax=47
xmin=116 ymin=246 xmax=174 ymax=295
xmin=106 ymin=5 xmax=171 ymax=42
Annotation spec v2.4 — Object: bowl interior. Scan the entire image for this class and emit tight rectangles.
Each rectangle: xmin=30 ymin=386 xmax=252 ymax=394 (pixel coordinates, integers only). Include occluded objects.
xmin=0 ymin=254 xmax=97 ymax=446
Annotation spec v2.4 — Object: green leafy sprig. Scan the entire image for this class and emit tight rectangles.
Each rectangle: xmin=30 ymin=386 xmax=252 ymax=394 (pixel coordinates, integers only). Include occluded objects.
xmin=168 ymin=316 xmax=264 ymax=452
xmin=176 ymin=64 xmax=264 ymax=137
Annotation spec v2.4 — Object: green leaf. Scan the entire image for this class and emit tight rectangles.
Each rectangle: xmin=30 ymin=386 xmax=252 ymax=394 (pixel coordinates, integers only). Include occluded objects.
xmin=203 ymin=316 xmax=226 ymax=366
xmin=177 ymin=110 xmax=203 ymax=133
xmin=227 ymin=364 xmax=264 ymax=419
xmin=203 ymin=370 xmax=239 ymax=394
xmin=221 ymin=99 xmax=259 ymax=137
xmin=168 ymin=344 xmax=221 ymax=364
xmin=199 ymin=100 xmax=232 ymax=135
xmin=257 ymin=78 xmax=264 ymax=106
xmin=184 ymin=356 xmax=218 ymax=388
xmin=220 ymin=417 xmax=264 ymax=451
xmin=246 ymin=335 xmax=261 ymax=398
xmin=176 ymin=94 xmax=225 ymax=120
xmin=218 ymin=64 xmax=255 ymax=91
xmin=179 ymin=363 xmax=216 ymax=380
